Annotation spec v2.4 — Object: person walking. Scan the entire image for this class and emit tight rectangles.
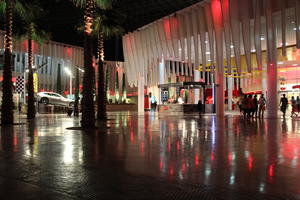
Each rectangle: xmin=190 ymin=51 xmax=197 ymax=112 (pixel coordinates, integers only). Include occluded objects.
xmin=258 ymin=94 xmax=266 ymax=118
xmin=242 ymin=94 xmax=249 ymax=118
xmin=248 ymin=95 xmax=255 ymax=118
xmin=253 ymin=95 xmax=258 ymax=117
xmin=291 ymin=96 xmax=298 ymax=117
xmin=197 ymin=100 xmax=203 ymax=117
xmin=296 ymin=96 xmax=300 ymax=114
xmin=237 ymin=96 xmax=243 ymax=115
xmin=280 ymin=94 xmax=288 ymax=118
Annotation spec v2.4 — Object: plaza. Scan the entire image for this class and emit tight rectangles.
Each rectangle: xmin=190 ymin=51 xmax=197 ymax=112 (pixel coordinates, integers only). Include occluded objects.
xmin=0 ymin=112 xmax=299 ymax=199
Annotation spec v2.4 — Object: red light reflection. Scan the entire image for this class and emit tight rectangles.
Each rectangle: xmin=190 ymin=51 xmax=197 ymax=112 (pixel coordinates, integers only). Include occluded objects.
xmin=195 ymin=155 xmax=199 ymax=167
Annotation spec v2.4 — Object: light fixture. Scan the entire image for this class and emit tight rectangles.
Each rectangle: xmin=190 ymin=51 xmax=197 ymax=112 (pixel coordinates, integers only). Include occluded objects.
xmin=64 ymin=67 xmax=72 ymax=76
xmin=230 ymin=45 xmax=234 ymax=48
xmin=260 ymin=37 xmax=265 ymax=40
xmin=205 ymin=52 xmax=211 ymax=55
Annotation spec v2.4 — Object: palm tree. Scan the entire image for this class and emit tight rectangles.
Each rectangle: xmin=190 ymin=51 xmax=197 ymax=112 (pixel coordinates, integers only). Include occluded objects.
xmin=93 ymin=8 xmax=124 ymax=120
xmin=0 ymin=0 xmax=25 ymax=125
xmin=71 ymin=0 xmax=112 ymax=128
xmin=16 ymin=1 xmax=50 ymax=119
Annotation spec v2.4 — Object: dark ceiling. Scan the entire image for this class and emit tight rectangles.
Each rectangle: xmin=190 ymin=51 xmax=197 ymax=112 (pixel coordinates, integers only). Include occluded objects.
xmin=28 ymin=0 xmax=201 ymax=61
xmin=116 ymin=0 xmax=201 ymax=32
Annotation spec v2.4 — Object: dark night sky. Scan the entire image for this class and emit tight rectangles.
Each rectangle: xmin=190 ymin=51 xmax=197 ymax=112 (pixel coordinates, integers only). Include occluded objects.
xmin=11 ymin=0 xmax=201 ymax=61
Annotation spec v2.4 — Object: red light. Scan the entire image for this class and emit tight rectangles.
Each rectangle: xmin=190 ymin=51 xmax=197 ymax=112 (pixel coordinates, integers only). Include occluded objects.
xmin=169 ymin=168 xmax=174 ymax=176
xmin=195 ymin=155 xmax=199 ymax=167
xmin=248 ymin=154 xmax=253 ymax=171
xmin=211 ymin=152 xmax=215 ymax=161
xmin=159 ymin=160 xmax=163 ymax=170
xmin=130 ymin=131 xmax=134 ymax=142
xmin=176 ymin=141 xmax=180 ymax=151
xmin=181 ymin=162 xmax=186 ymax=173
xmin=163 ymin=19 xmax=171 ymax=40
xmin=268 ymin=164 xmax=274 ymax=182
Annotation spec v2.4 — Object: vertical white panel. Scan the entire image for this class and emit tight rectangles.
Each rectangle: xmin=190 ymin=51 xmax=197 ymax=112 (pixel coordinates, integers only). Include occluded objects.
xmin=295 ymin=0 xmax=300 ymax=48
xmin=153 ymin=23 xmax=163 ymax=59
xmin=204 ymin=3 xmax=215 ymax=73
xmin=240 ymin=0 xmax=252 ymax=72
xmin=135 ymin=31 xmax=144 ymax=79
xmin=211 ymin=0 xmax=224 ymax=117
xmin=229 ymin=0 xmax=241 ymax=74
xmin=184 ymin=12 xmax=192 ymax=68
xmin=221 ymin=0 xmax=232 ymax=75
xmin=129 ymin=32 xmax=139 ymax=81
xmin=178 ymin=14 xmax=187 ymax=61
xmin=175 ymin=61 xmax=180 ymax=76
xmin=281 ymin=0 xmax=287 ymax=56
xmin=157 ymin=20 xmax=169 ymax=57
xmin=164 ymin=18 xmax=175 ymax=58
xmin=254 ymin=0 xmax=263 ymax=70
xmin=191 ymin=9 xmax=200 ymax=68
xmin=265 ymin=0 xmax=278 ymax=118
xmin=197 ymin=6 xmax=207 ymax=73
xmin=138 ymin=76 xmax=145 ymax=113
xmin=149 ymin=26 xmax=159 ymax=60
xmin=170 ymin=16 xmax=180 ymax=58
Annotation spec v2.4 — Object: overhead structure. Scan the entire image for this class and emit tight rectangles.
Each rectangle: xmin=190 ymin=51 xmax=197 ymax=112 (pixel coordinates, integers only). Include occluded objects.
xmin=123 ymin=0 xmax=299 ymax=117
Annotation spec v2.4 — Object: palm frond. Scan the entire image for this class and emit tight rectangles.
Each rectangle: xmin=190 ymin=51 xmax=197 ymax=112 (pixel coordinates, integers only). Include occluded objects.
xmin=14 ymin=1 xmax=26 ymax=19
xmin=0 ymin=1 xmax=6 ymax=17
xmin=72 ymin=0 xmax=86 ymax=8
xmin=95 ymin=0 xmax=113 ymax=9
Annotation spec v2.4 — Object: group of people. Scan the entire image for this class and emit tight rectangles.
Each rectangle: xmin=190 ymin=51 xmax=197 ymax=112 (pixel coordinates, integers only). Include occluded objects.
xmin=237 ymin=93 xmax=300 ymax=118
xmin=237 ymin=94 xmax=266 ymax=118
xmin=279 ymin=94 xmax=300 ymax=118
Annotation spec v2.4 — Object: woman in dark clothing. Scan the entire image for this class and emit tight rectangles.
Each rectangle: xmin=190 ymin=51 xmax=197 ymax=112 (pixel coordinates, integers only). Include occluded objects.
xmin=197 ymin=100 xmax=203 ymax=117
xmin=252 ymin=95 xmax=258 ymax=117
xmin=280 ymin=94 xmax=288 ymax=118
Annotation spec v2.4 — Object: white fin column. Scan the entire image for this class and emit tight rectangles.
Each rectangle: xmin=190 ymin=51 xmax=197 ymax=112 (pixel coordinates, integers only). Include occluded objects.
xmin=265 ymin=0 xmax=278 ymax=118
xmin=240 ymin=0 xmax=252 ymax=73
xmin=221 ymin=0 xmax=232 ymax=75
xmin=211 ymin=0 xmax=225 ymax=117
xmin=254 ymin=0 xmax=263 ymax=71
xmin=204 ymin=3 xmax=215 ymax=73
xmin=229 ymin=0 xmax=241 ymax=74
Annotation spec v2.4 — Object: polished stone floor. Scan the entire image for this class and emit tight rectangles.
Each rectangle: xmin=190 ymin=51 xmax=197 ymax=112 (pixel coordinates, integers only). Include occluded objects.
xmin=0 ymin=112 xmax=300 ymax=199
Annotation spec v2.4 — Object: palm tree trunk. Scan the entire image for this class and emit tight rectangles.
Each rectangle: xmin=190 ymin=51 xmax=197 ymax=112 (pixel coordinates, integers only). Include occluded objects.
xmin=27 ymin=36 xmax=35 ymax=119
xmin=97 ymin=31 xmax=107 ymax=120
xmin=74 ymin=68 xmax=80 ymax=115
xmin=1 ymin=0 xmax=14 ymax=125
xmin=81 ymin=0 xmax=95 ymax=128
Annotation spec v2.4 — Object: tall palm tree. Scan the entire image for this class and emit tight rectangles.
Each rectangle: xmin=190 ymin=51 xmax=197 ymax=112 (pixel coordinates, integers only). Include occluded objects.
xmin=0 ymin=0 xmax=25 ymax=125
xmin=93 ymin=8 xmax=124 ymax=120
xmin=71 ymin=0 xmax=112 ymax=128
xmin=16 ymin=1 xmax=50 ymax=119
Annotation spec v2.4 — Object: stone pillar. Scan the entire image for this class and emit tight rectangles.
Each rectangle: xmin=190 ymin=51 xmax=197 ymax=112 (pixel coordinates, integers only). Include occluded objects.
xmin=262 ymin=64 xmax=267 ymax=97
xmin=216 ymin=70 xmax=224 ymax=117
xmin=138 ymin=76 xmax=145 ymax=113
xmin=267 ymin=63 xmax=278 ymax=118
xmin=228 ymin=77 xmax=233 ymax=111
xmin=194 ymin=70 xmax=200 ymax=104
xmin=159 ymin=58 xmax=165 ymax=104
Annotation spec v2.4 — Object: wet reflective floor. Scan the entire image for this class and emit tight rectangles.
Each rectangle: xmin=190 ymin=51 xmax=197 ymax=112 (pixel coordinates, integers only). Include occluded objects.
xmin=0 ymin=112 xmax=300 ymax=199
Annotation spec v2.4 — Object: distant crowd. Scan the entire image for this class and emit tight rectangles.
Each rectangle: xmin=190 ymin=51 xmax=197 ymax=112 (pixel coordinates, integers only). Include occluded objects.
xmin=237 ymin=94 xmax=300 ymax=118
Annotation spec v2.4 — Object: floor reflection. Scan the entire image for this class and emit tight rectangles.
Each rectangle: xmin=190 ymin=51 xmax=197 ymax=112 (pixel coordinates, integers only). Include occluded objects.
xmin=0 ymin=113 xmax=299 ymax=199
